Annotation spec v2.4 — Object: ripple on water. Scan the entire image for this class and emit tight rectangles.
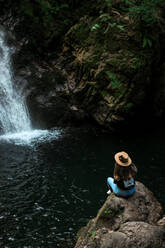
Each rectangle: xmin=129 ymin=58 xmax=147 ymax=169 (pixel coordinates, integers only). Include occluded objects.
xmin=0 ymin=128 xmax=165 ymax=248
xmin=0 ymin=128 xmax=91 ymax=248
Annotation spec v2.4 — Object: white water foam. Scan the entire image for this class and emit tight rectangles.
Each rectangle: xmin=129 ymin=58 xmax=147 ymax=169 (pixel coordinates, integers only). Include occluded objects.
xmin=0 ymin=31 xmax=31 ymax=133
xmin=0 ymin=129 xmax=62 ymax=146
xmin=0 ymin=30 xmax=63 ymax=145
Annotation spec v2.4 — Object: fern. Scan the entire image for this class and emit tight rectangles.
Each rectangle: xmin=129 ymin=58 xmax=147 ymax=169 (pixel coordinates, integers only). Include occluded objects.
xmin=143 ymin=37 xmax=152 ymax=48
xmin=106 ymin=72 xmax=121 ymax=89
xmin=127 ymin=0 xmax=164 ymax=27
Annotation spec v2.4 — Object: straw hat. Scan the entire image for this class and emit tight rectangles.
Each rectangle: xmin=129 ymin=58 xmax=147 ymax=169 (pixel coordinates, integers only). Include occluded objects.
xmin=114 ymin=151 xmax=132 ymax=167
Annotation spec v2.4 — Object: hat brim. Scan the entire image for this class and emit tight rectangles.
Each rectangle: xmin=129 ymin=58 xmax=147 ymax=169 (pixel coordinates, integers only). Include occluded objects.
xmin=114 ymin=153 xmax=132 ymax=167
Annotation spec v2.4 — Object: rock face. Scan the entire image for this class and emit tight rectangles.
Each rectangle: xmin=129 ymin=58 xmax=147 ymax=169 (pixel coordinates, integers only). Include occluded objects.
xmin=56 ymin=2 xmax=165 ymax=130
xmin=0 ymin=14 xmax=89 ymax=130
xmin=1 ymin=1 xmax=165 ymax=131
xmin=11 ymin=45 xmax=88 ymax=129
xmin=74 ymin=181 xmax=165 ymax=248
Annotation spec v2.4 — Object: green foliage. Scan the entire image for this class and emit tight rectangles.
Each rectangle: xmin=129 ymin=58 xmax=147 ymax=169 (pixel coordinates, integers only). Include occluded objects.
xmin=125 ymin=0 xmax=164 ymax=27
xmin=105 ymin=71 xmax=128 ymax=98
xmin=104 ymin=209 xmax=113 ymax=215
xmin=123 ymin=102 xmax=134 ymax=113
xmin=92 ymin=12 xmax=125 ymax=34
xmin=103 ymin=208 xmax=124 ymax=217
xmin=130 ymin=57 xmax=145 ymax=69
xmin=22 ymin=4 xmax=33 ymax=17
xmin=97 ymin=0 xmax=112 ymax=8
xmin=91 ymin=23 xmax=100 ymax=31
xmin=106 ymin=71 xmax=121 ymax=89
xmin=124 ymin=102 xmax=134 ymax=109
xmin=99 ymin=13 xmax=111 ymax=23
xmin=122 ymin=0 xmax=164 ymax=50
xmin=92 ymin=231 xmax=97 ymax=237
xmin=16 ymin=0 xmax=163 ymax=54
xmin=76 ymin=233 xmax=80 ymax=238
xmin=20 ymin=0 xmax=70 ymax=24
xmin=142 ymin=37 xmax=152 ymax=48
xmin=117 ymin=25 xmax=125 ymax=31
xmin=18 ymin=0 xmax=74 ymax=49
xmin=101 ymin=89 xmax=109 ymax=97
xmin=105 ymin=0 xmax=112 ymax=7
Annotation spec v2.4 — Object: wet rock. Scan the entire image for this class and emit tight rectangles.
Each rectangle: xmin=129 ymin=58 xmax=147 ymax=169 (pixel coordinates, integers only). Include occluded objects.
xmin=58 ymin=12 xmax=152 ymax=130
xmin=74 ymin=181 xmax=165 ymax=248
xmin=101 ymin=222 xmax=164 ymax=248
xmin=19 ymin=65 xmax=88 ymax=129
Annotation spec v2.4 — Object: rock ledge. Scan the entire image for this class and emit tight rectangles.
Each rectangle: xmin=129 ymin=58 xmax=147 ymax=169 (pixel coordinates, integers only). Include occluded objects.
xmin=75 ymin=181 xmax=165 ymax=248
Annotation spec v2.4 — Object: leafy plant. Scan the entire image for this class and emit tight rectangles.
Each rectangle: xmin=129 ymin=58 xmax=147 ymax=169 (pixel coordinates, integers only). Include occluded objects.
xmin=117 ymin=25 xmax=125 ymax=31
xmin=101 ymin=89 xmax=109 ymax=97
xmin=110 ymin=23 xmax=116 ymax=28
xmin=97 ymin=0 xmax=112 ymax=8
xmin=104 ymin=209 xmax=113 ymax=215
xmin=105 ymin=71 xmax=128 ymax=98
xmin=142 ymin=37 xmax=152 ymax=48
xmin=91 ymin=23 xmax=100 ymax=31
xmin=99 ymin=13 xmax=111 ymax=23
xmin=77 ymin=233 xmax=80 ymax=238
xmin=125 ymin=0 xmax=164 ymax=27
xmin=18 ymin=0 xmax=72 ymax=49
xmin=130 ymin=57 xmax=144 ymax=69
xmin=124 ymin=102 xmax=134 ymax=110
xmin=92 ymin=231 xmax=97 ymax=237
xmin=106 ymin=71 xmax=121 ymax=89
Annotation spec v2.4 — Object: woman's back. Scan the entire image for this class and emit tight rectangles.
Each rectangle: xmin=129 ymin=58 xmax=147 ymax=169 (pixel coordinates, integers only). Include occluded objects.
xmin=107 ymin=151 xmax=137 ymax=197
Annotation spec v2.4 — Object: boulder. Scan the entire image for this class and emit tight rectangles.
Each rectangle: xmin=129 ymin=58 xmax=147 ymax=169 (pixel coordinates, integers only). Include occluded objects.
xmin=74 ymin=181 xmax=165 ymax=248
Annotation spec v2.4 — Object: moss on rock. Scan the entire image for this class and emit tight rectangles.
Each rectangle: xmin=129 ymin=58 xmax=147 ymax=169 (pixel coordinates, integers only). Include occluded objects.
xmin=58 ymin=0 xmax=163 ymax=129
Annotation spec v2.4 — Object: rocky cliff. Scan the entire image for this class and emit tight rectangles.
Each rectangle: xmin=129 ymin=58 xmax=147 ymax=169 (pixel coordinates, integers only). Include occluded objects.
xmin=52 ymin=0 xmax=165 ymax=131
xmin=1 ymin=0 xmax=165 ymax=131
xmin=74 ymin=181 xmax=165 ymax=248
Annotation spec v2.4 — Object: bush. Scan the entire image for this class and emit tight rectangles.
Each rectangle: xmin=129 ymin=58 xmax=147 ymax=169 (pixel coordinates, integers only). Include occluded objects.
xmin=126 ymin=0 xmax=164 ymax=27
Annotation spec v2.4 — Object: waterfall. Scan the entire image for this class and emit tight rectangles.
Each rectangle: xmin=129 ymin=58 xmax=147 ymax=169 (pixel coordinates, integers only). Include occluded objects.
xmin=0 ymin=31 xmax=31 ymax=134
xmin=0 ymin=30 xmax=61 ymax=145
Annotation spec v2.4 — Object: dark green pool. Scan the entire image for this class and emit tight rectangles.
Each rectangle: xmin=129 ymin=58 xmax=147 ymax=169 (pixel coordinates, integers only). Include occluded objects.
xmin=0 ymin=127 xmax=164 ymax=247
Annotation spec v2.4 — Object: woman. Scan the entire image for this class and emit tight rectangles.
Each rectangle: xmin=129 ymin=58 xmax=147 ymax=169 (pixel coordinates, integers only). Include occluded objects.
xmin=107 ymin=151 xmax=137 ymax=197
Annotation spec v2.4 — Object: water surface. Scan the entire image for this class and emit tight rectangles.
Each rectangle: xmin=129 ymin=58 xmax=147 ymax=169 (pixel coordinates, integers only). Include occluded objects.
xmin=0 ymin=127 xmax=164 ymax=247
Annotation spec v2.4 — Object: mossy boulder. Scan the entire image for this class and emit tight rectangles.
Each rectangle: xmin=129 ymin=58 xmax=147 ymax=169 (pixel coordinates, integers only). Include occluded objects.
xmin=57 ymin=0 xmax=164 ymax=130
xmin=74 ymin=181 xmax=165 ymax=248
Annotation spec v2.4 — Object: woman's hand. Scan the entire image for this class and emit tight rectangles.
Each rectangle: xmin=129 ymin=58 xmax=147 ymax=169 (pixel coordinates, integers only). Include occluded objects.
xmin=114 ymin=176 xmax=119 ymax=183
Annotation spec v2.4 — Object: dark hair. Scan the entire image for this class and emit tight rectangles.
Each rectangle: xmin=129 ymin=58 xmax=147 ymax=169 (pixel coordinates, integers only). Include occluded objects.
xmin=114 ymin=162 xmax=137 ymax=181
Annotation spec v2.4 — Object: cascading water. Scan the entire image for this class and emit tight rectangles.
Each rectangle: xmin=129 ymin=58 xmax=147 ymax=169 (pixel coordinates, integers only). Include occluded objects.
xmin=0 ymin=31 xmax=32 ymax=133
xmin=0 ymin=30 xmax=61 ymax=145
